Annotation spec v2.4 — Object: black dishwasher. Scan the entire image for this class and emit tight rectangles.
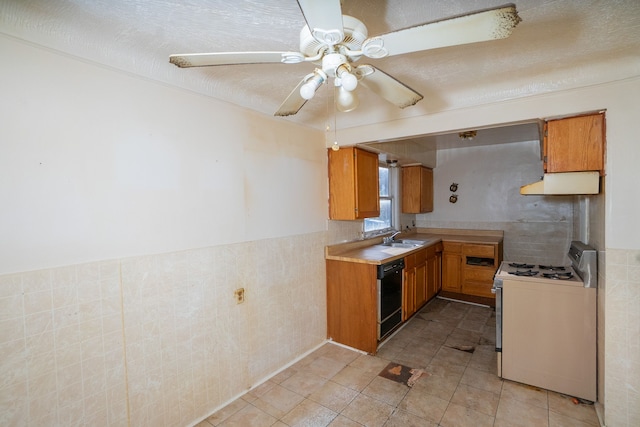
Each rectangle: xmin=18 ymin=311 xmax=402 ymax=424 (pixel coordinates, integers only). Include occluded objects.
xmin=377 ymin=259 xmax=404 ymax=340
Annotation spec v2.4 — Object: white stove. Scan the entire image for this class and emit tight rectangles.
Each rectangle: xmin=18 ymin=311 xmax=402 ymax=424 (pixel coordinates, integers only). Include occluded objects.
xmin=495 ymin=262 xmax=583 ymax=285
xmin=492 ymin=241 xmax=598 ymax=402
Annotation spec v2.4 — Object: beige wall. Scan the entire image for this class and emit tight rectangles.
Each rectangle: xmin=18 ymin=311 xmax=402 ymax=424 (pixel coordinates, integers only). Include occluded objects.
xmin=0 ymin=36 xmax=328 ymax=426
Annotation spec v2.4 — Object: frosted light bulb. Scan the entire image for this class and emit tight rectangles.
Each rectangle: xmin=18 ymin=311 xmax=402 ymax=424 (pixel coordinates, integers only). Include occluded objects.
xmin=340 ymin=72 xmax=358 ymax=91
xmin=335 ymin=86 xmax=359 ymax=112
xmin=300 ymin=82 xmax=317 ymax=100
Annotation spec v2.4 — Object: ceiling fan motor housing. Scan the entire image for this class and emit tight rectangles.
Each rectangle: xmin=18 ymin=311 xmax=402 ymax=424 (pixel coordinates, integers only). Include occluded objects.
xmin=300 ymin=15 xmax=368 ymax=61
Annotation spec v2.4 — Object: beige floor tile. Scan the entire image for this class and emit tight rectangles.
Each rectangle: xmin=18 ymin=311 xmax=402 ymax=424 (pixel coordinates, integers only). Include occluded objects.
xmin=245 ymin=380 xmax=277 ymax=402
xmin=501 ymin=380 xmax=549 ymax=409
xmin=280 ymin=399 xmax=337 ymax=427
xmin=340 ymin=394 xmax=394 ymax=427
xmin=374 ymin=342 xmax=403 ymax=360
xmin=205 ymin=397 xmax=249 ymax=425
xmin=307 ymin=355 xmax=348 ymax=380
xmin=361 ymin=376 xmax=409 ymax=407
xmin=308 ymin=380 xmax=359 ymax=412
xmin=348 ymin=354 xmax=389 ymax=374
xmin=217 ymin=404 xmax=277 ymax=427
xmin=495 ymin=395 xmax=549 ymax=427
xmin=408 ymin=369 xmax=460 ymax=401
xmin=327 ymin=414 xmax=363 ymax=426
xmin=450 ymin=383 xmax=500 ymax=416
xmin=270 ymin=366 xmax=298 ymax=384
xmin=460 ymin=366 xmax=504 ymax=395
xmin=331 ymin=365 xmax=376 ymax=392
xmin=390 ymin=347 xmax=434 ymax=370
xmin=397 ymin=387 xmax=449 ymax=423
xmin=252 ymin=383 xmax=304 ymax=418
xmin=384 ymin=408 xmax=438 ymax=427
xmin=431 ymin=345 xmax=473 ymax=367
xmin=198 ymin=299 xmax=599 ymax=427
xmin=439 ymin=402 xmax=495 ymax=427
xmin=548 ymin=392 xmax=600 ymax=426
xmin=319 ymin=343 xmax=361 ymax=365
xmin=549 ymin=410 xmax=600 ymax=427
xmin=280 ymin=370 xmax=329 ymax=398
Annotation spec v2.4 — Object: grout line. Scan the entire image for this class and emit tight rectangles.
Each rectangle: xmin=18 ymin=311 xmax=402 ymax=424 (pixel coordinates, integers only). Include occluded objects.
xmin=117 ymin=261 xmax=131 ymax=427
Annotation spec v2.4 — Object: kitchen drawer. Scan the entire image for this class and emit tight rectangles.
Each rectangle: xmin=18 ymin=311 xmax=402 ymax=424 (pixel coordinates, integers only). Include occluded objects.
xmin=463 ymin=244 xmax=495 ymax=258
xmin=462 ymin=280 xmax=494 ymax=298
xmin=463 ymin=267 xmax=496 ymax=282
xmin=405 ymin=252 xmax=416 ymax=269
xmin=443 ymin=242 xmax=462 ymax=253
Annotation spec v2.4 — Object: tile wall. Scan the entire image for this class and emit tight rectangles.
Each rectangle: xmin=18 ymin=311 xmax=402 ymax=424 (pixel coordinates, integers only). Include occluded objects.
xmin=0 ymin=232 xmax=327 ymax=426
xmin=415 ymin=220 xmax=573 ymax=265
xmin=604 ymin=248 xmax=640 ymax=426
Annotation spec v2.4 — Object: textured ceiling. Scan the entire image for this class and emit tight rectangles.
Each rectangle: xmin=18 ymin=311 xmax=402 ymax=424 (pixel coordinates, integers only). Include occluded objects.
xmin=2 ymin=0 xmax=640 ymax=133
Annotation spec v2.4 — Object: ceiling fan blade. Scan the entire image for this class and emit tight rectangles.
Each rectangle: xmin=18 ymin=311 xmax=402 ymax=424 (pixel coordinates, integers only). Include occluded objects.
xmin=355 ymin=65 xmax=423 ymax=108
xmin=169 ymin=51 xmax=305 ymax=68
xmin=274 ymin=79 xmax=309 ymax=117
xmin=296 ymin=0 xmax=344 ymax=45
xmin=361 ymin=4 xmax=521 ymax=58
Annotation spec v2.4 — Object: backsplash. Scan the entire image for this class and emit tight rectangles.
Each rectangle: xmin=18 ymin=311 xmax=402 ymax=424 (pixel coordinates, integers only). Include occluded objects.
xmin=0 ymin=232 xmax=327 ymax=426
xmin=415 ymin=219 xmax=573 ymax=265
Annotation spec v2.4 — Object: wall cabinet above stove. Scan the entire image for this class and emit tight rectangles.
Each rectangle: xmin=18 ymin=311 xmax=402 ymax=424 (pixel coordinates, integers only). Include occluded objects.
xmin=543 ymin=112 xmax=605 ymax=175
xmin=328 ymin=147 xmax=380 ymax=220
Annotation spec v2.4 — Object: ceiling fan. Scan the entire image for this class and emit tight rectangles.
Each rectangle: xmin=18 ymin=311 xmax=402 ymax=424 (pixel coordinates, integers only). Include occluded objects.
xmin=169 ymin=1 xmax=521 ymax=116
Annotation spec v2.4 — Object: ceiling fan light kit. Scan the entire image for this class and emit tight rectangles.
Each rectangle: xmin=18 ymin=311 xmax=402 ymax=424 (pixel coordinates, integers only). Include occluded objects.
xmin=169 ymin=2 xmax=521 ymax=117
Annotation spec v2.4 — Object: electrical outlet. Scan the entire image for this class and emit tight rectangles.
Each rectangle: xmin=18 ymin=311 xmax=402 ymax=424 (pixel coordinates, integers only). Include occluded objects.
xmin=234 ymin=288 xmax=245 ymax=304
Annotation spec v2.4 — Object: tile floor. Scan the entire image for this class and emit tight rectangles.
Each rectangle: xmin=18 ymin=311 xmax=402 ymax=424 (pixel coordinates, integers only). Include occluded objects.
xmin=196 ymin=298 xmax=601 ymax=427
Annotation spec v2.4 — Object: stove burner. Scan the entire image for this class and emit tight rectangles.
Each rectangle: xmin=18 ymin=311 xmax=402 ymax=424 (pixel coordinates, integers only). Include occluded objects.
xmin=542 ymin=271 xmax=574 ymax=280
xmin=539 ymin=265 xmax=567 ymax=271
xmin=509 ymin=269 xmax=539 ymax=277
xmin=509 ymin=263 xmax=535 ymax=269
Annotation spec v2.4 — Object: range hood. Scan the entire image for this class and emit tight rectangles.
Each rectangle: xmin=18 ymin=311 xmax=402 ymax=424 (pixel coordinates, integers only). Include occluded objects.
xmin=520 ymin=171 xmax=600 ymax=195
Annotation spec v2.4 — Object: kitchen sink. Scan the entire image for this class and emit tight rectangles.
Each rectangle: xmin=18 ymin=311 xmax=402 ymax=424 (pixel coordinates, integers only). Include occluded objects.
xmin=400 ymin=239 xmax=426 ymax=246
xmin=382 ymin=242 xmax=422 ymax=248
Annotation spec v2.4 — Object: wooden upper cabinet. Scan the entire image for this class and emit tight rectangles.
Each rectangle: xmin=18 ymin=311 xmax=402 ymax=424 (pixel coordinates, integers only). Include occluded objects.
xmin=328 ymin=147 xmax=380 ymax=220
xmin=544 ymin=113 xmax=605 ymax=175
xmin=401 ymin=165 xmax=433 ymax=213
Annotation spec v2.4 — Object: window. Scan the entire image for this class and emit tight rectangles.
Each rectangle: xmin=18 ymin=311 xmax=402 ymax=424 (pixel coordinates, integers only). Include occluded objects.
xmin=364 ymin=166 xmax=394 ymax=233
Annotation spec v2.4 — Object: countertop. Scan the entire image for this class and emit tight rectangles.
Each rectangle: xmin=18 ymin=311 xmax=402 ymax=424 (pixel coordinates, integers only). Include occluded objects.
xmin=325 ymin=228 xmax=504 ymax=265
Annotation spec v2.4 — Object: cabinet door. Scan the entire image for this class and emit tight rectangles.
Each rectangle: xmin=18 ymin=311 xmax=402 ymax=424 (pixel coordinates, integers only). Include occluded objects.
xmin=426 ymin=252 xmax=437 ymax=300
xmin=415 ymin=261 xmax=427 ymax=309
xmin=401 ymin=166 xmax=433 ymax=213
xmin=328 ymin=147 xmax=379 ymax=220
xmin=326 ymin=260 xmax=378 ymax=354
xmin=442 ymin=252 xmax=461 ymax=292
xmin=435 ymin=251 xmax=442 ymax=293
xmin=403 ymin=268 xmax=416 ymax=321
xmin=544 ymin=113 xmax=605 ymax=174
xmin=354 ymin=148 xmax=380 ymax=218
xmin=420 ymin=167 xmax=434 ymax=213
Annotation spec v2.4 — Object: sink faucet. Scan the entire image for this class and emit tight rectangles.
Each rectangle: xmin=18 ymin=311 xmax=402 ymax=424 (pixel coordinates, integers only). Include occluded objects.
xmin=383 ymin=231 xmax=402 ymax=244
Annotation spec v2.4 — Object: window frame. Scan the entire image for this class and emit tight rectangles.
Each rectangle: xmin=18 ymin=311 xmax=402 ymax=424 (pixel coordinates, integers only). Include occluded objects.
xmin=363 ymin=164 xmax=397 ymax=237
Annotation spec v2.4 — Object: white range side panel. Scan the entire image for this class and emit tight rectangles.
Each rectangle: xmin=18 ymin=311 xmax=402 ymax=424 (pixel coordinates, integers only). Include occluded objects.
xmin=502 ymin=279 xmax=597 ymax=401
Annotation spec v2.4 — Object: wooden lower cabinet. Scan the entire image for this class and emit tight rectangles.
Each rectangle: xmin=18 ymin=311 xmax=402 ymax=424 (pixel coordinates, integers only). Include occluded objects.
xmin=441 ymin=240 xmax=503 ymax=306
xmin=442 ymin=242 xmax=462 ymax=292
xmin=326 ymin=259 xmax=378 ymax=354
xmin=427 ymin=243 xmax=443 ymax=299
xmin=462 ymin=242 xmax=503 ymax=298
xmin=404 ymin=244 xmax=441 ymax=321
xmin=403 ymin=266 xmax=416 ymax=321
